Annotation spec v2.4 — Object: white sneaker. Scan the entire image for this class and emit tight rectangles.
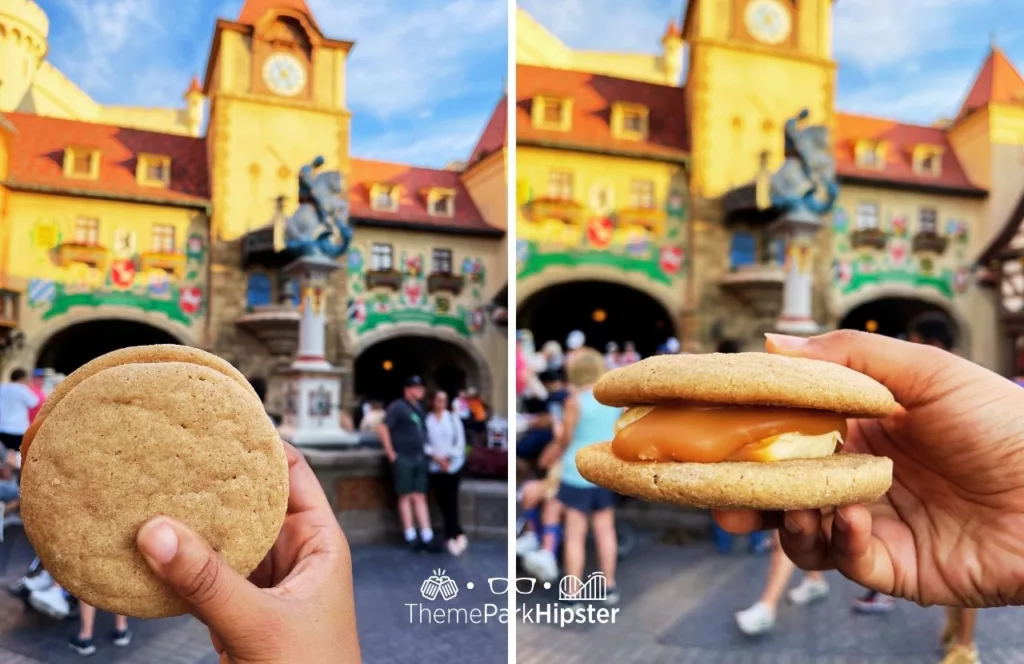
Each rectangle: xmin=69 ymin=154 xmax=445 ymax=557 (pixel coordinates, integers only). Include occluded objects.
xmin=788 ymin=577 xmax=830 ymax=606
xmin=516 ymin=531 xmax=539 ymax=556
xmin=29 ymin=584 xmax=70 ymax=619
xmin=522 ymin=549 xmax=559 ymax=583
xmin=23 ymin=571 xmax=53 ymax=593
xmin=735 ymin=601 xmax=776 ymax=636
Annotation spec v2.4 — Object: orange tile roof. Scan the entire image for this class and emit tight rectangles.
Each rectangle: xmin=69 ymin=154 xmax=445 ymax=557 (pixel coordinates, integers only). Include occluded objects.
xmin=516 ymin=64 xmax=688 ymax=160
xmin=833 ymin=112 xmax=985 ymax=194
xmin=958 ymin=47 xmax=1024 ymax=118
xmin=469 ymin=96 xmax=507 ymax=165
xmin=238 ymin=0 xmax=318 ymax=29
xmin=186 ymin=76 xmax=203 ymax=95
xmin=348 ymin=158 xmax=500 ymax=234
xmin=2 ymin=112 xmax=210 ymax=206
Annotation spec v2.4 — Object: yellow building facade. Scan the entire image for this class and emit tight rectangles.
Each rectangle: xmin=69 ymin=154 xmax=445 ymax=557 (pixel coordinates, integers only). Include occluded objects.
xmin=516 ymin=1 xmax=1024 ymax=372
xmin=0 ymin=0 xmax=508 ymax=415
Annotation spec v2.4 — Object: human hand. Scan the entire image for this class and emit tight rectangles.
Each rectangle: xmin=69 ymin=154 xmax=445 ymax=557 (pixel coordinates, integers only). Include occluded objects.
xmin=713 ymin=330 xmax=1024 ymax=608
xmin=136 ymin=442 xmax=361 ymax=663
xmin=386 ymin=449 xmax=397 ymax=464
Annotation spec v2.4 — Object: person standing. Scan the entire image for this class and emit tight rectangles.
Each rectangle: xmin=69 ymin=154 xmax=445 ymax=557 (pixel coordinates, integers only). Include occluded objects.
xmin=604 ymin=342 xmax=622 ymax=370
xmin=378 ymin=376 xmax=440 ymax=553
xmin=0 ymin=369 xmax=39 ymax=451
xmin=425 ymin=391 xmax=468 ymax=556
xmin=620 ymin=341 xmax=640 ymax=365
xmin=69 ymin=603 xmax=131 ymax=656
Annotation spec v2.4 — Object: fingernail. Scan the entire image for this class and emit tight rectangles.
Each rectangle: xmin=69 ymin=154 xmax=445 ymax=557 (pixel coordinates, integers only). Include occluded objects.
xmin=138 ymin=519 xmax=179 ymax=564
xmin=765 ymin=333 xmax=809 ymax=350
xmin=783 ymin=513 xmax=802 ymax=534
xmin=835 ymin=508 xmax=851 ymax=532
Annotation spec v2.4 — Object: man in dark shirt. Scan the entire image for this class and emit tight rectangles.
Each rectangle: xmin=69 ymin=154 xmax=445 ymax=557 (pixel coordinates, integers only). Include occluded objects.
xmin=378 ymin=376 xmax=439 ymax=552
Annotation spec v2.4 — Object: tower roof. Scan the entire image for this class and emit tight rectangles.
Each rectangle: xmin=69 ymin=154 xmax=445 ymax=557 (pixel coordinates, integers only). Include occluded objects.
xmin=662 ymin=19 xmax=681 ymax=41
xmin=957 ymin=46 xmax=1024 ymax=118
xmin=237 ymin=0 xmax=319 ymax=30
xmin=185 ymin=75 xmax=202 ymax=97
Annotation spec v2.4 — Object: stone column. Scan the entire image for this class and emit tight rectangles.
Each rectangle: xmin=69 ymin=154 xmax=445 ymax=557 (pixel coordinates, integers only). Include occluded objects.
xmin=769 ymin=207 xmax=823 ymax=335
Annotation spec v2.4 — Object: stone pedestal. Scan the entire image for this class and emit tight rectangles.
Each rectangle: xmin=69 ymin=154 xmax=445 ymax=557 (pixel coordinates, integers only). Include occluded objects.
xmin=277 ymin=255 xmax=358 ymax=447
xmin=769 ymin=208 xmax=823 ymax=335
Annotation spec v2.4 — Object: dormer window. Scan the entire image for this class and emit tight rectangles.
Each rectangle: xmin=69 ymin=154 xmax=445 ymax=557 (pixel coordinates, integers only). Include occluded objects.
xmin=532 ymin=95 xmax=572 ymax=131
xmin=138 ymin=154 xmax=171 ymax=187
xmin=913 ymin=145 xmax=944 ymax=176
xmin=612 ymin=103 xmax=649 ymax=140
xmin=426 ymin=188 xmax=456 ymax=217
xmin=63 ymin=147 xmax=100 ymax=180
xmin=854 ymin=140 xmax=888 ymax=169
xmin=370 ymin=184 xmax=400 ymax=212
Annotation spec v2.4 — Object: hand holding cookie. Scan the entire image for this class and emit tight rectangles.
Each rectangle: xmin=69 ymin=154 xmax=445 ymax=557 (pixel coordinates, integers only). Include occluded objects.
xmin=137 ymin=443 xmax=360 ymax=664
xmin=714 ymin=330 xmax=1024 ymax=609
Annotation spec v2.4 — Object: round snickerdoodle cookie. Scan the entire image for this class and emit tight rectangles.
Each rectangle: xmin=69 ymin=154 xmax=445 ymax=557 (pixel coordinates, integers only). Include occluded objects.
xmin=593 ymin=352 xmax=895 ymax=418
xmin=21 ymin=361 xmax=288 ymax=619
xmin=576 ymin=442 xmax=893 ymax=510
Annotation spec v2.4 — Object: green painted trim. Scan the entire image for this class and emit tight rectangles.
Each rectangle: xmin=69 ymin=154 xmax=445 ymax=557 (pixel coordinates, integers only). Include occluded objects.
xmin=840 ymin=269 xmax=955 ymax=300
xmin=516 ymin=246 xmax=674 ymax=286
xmin=353 ymin=308 xmax=472 ymax=337
xmin=39 ymin=283 xmax=196 ymax=326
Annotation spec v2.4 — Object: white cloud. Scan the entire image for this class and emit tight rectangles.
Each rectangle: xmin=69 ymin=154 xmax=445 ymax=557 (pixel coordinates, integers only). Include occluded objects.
xmin=833 ymin=0 xmax=991 ymax=74
xmin=310 ymin=0 xmax=507 ymax=120
xmin=837 ymin=67 xmax=977 ymax=124
xmin=517 ymin=0 xmax=678 ymax=54
xmin=352 ymin=112 xmax=490 ymax=168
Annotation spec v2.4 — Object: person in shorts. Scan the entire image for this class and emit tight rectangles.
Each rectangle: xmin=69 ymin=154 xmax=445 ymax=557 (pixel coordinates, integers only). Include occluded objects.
xmin=378 ymin=376 xmax=441 ymax=553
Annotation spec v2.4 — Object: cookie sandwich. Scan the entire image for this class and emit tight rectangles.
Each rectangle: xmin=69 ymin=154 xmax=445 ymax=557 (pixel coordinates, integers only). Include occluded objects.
xmin=20 ymin=345 xmax=288 ymax=618
xmin=575 ymin=352 xmax=896 ymax=510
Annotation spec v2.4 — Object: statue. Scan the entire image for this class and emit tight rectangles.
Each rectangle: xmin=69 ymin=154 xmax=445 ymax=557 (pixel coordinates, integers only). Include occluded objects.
xmin=273 ymin=155 xmax=353 ymax=260
xmin=756 ymin=109 xmax=839 ymax=217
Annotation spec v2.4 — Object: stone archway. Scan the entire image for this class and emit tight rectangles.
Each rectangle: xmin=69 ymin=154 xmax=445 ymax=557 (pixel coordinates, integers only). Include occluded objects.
xmin=836 ymin=286 xmax=970 ymax=357
xmin=518 ymin=278 xmax=678 ymax=358
xmin=27 ymin=308 xmax=194 ymax=375
xmin=352 ymin=325 xmax=493 ymax=406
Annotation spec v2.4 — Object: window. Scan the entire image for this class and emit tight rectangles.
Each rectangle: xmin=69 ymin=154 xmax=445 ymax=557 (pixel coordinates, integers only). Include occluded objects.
xmin=623 ymin=110 xmax=646 ymax=134
xmin=542 ymin=99 xmax=564 ymax=125
xmin=855 ymin=203 xmax=880 ymax=230
xmin=371 ymin=185 xmax=399 ymax=211
xmin=432 ymin=248 xmax=453 ymax=274
xmin=917 ymin=153 xmax=941 ymax=175
xmin=74 ymin=217 xmax=100 ymax=245
xmin=547 ymin=171 xmax=573 ymax=201
xmin=152 ymin=225 xmax=176 ymax=253
xmin=429 ymin=192 xmax=454 ymax=217
xmin=729 ymin=232 xmax=757 ymax=270
xmin=857 ymin=150 xmax=879 ymax=168
xmin=370 ymin=243 xmax=394 ymax=271
xmin=532 ymin=96 xmax=572 ymax=131
xmin=854 ymin=141 xmax=885 ymax=169
xmin=613 ymin=103 xmax=649 ymax=140
xmin=64 ymin=148 xmax=99 ymax=179
xmin=589 ymin=182 xmax=614 ymax=214
xmin=246 ymin=273 xmax=273 ymax=308
xmin=919 ymin=207 xmax=938 ymax=234
xmin=373 ymin=189 xmax=394 ymax=210
xmin=138 ymin=154 xmax=171 ymax=186
xmin=629 ymin=180 xmax=655 ymax=209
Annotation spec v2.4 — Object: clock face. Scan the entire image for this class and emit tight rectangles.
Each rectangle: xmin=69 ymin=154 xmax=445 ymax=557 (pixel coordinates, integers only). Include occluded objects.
xmin=262 ymin=53 xmax=307 ymax=97
xmin=744 ymin=0 xmax=792 ymax=45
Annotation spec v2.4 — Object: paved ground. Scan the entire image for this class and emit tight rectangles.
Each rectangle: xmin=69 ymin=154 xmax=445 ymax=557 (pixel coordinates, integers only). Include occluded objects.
xmin=0 ymin=527 xmax=507 ymax=663
xmin=516 ymin=534 xmax=1024 ymax=664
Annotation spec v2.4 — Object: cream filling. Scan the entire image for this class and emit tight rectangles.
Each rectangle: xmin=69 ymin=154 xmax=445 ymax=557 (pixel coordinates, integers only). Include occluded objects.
xmin=613 ymin=406 xmax=843 ymax=461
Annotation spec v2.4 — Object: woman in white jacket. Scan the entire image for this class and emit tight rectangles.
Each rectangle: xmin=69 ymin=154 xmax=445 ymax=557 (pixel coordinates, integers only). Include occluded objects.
xmin=425 ymin=391 xmax=468 ymax=555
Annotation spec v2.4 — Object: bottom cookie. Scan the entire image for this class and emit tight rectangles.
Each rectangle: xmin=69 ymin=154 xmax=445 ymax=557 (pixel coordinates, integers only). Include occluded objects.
xmin=575 ymin=442 xmax=893 ymax=510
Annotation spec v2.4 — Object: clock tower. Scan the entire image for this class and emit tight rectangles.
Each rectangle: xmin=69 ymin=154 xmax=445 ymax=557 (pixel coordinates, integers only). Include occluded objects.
xmin=683 ymin=0 xmax=836 ymax=200
xmin=203 ymin=0 xmax=354 ymax=241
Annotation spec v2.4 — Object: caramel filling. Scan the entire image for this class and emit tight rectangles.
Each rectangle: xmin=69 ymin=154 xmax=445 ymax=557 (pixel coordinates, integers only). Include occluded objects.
xmin=611 ymin=405 xmax=847 ymax=463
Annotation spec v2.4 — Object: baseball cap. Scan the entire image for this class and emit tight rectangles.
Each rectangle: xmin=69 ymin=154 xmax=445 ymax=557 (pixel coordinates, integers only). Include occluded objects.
xmin=32 ymin=369 xmax=46 ymax=378
xmin=404 ymin=375 xmax=423 ymax=387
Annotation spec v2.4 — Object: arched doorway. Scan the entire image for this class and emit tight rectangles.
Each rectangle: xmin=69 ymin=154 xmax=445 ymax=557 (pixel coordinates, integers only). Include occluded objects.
xmin=354 ymin=334 xmax=485 ymax=405
xmin=518 ymin=280 xmax=675 ymax=358
xmin=839 ymin=297 xmax=960 ymax=348
xmin=36 ymin=319 xmax=182 ymax=375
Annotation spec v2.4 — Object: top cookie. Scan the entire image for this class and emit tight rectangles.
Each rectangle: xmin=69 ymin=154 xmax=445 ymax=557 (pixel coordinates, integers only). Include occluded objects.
xmin=593 ymin=352 xmax=896 ymax=418
xmin=21 ymin=361 xmax=288 ymax=619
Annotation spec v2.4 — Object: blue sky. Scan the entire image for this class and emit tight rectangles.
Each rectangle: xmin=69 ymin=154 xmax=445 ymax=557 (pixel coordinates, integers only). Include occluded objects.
xmin=36 ymin=0 xmax=507 ymax=168
xmin=518 ymin=0 xmax=1024 ymax=125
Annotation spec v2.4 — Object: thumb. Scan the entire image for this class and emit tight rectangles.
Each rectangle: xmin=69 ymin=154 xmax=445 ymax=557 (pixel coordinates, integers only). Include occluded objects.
xmin=137 ymin=517 xmax=266 ymax=638
xmin=765 ymin=329 xmax=973 ymax=408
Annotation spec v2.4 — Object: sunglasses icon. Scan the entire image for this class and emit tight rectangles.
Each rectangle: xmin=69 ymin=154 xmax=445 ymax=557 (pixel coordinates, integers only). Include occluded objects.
xmin=487 ymin=577 xmax=537 ymax=595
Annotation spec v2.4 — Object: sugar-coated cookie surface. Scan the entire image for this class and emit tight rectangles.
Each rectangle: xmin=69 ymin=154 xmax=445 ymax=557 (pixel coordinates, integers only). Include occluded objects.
xmin=576 ymin=442 xmax=893 ymax=510
xmin=593 ymin=352 xmax=896 ymax=417
xmin=21 ymin=361 xmax=288 ymax=619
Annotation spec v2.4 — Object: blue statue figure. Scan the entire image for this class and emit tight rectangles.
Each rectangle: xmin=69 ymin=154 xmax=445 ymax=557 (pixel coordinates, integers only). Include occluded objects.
xmin=273 ymin=155 xmax=353 ymax=259
xmin=758 ymin=109 xmax=839 ymax=217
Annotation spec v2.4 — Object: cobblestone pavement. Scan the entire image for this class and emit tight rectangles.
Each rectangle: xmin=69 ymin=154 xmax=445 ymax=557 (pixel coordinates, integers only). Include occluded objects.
xmin=517 ymin=535 xmax=1024 ymax=664
xmin=0 ymin=527 xmax=507 ymax=663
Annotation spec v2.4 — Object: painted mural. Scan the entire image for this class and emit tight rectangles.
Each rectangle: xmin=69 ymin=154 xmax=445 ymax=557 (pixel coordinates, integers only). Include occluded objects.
xmin=23 ymin=218 xmax=207 ymax=327
xmin=830 ymin=207 xmax=971 ymax=300
xmin=346 ymin=246 xmax=489 ymax=338
xmin=515 ymin=169 xmax=689 ymax=286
